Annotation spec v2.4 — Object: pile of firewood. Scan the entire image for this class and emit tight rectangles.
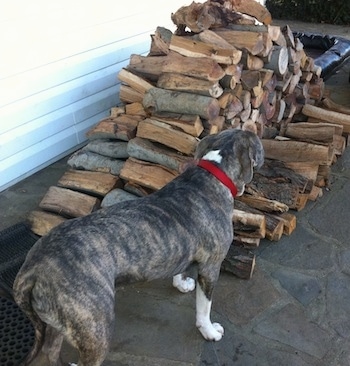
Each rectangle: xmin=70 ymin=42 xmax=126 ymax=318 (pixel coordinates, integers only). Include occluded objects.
xmin=28 ymin=0 xmax=350 ymax=279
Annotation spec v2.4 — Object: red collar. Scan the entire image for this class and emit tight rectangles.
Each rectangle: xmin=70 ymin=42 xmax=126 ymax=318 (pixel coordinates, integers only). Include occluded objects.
xmin=197 ymin=159 xmax=238 ymax=198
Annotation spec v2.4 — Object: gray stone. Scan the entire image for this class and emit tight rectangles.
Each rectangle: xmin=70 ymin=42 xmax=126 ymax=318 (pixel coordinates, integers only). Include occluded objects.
xmin=326 ymin=272 xmax=350 ymax=338
xmin=257 ymin=224 xmax=335 ymax=270
xmin=271 ymin=268 xmax=322 ymax=306
xmin=308 ymin=177 xmax=350 ymax=244
xmin=213 ymin=270 xmax=281 ymax=326
xmin=254 ymin=304 xmax=331 ymax=359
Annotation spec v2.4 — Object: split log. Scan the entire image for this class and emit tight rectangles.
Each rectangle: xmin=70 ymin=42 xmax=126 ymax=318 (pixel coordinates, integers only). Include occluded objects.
xmin=233 ymin=236 xmax=261 ymax=249
xmin=169 ymin=34 xmax=242 ymax=65
xmin=284 ymin=122 xmax=343 ymax=143
xmin=86 ymin=117 xmax=139 ymax=141
xmin=302 ymin=104 xmax=350 ymax=134
xmin=230 ymin=0 xmax=272 ymax=25
xmin=171 ymin=1 xmax=243 ymax=33
xmin=67 ymin=150 xmax=125 ymax=176
xmin=240 ymin=51 xmax=264 ymax=70
xmin=149 ymin=26 xmax=172 ymax=56
xmin=127 ymin=137 xmax=192 ymax=172
xmin=236 ymin=194 xmax=289 ymax=213
xmin=246 ymin=175 xmax=300 ymax=209
xmin=110 ymin=106 xmax=125 ymax=117
xmin=57 ymin=170 xmax=123 ymax=196
xmin=261 ymin=139 xmax=331 ymax=165
xmin=28 ymin=210 xmax=67 ymax=237
xmin=128 ymin=54 xmax=166 ymax=81
xmin=321 ymin=96 xmax=350 ymax=115
xmin=119 ymin=84 xmax=143 ymax=103
xmin=136 ymin=118 xmax=198 ymax=155
xmin=233 ymin=209 xmax=266 ymax=239
xmin=224 ymin=96 xmax=243 ymax=119
xmin=119 ymin=158 xmax=178 ymax=191
xmin=39 ymin=186 xmax=100 ymax=218
xmin=151 ymin=112 xmax=204 ymax=137
xmin=157 ymin=72 xmax=224 ymax=98
xmin=258 ymin=159 xmax=313 ymax=194
xmin=235 ymin=200 xmax=284 ymax=241
xmin=125 ymin=102 xmax=148 ymax=117
xmin=118 ymin=68 xmax=154 ymax=95
xmin=143 ymin=87 xmax=220 ymax=121
xmin=221 ymin=245 xmax=256 ymax=280
xmin=163 ymin=52 xmax=225 ymax=81
xmin=281 ymin=25 xmax=295 ymax=48
xmin=84 ymin=140 xmax=129 ymax=159
xmin=225 ymin=24 xmax=281 ymax=42
xmin=197 ymin=29 xmax=237 ymax=50
xmin=123 ymin=182 xmax=154 ymax=197
xmin=214 ymin=29 xmax=265 ymax=56
xmin=264 ymin=213 xmax=285 ymax=241
xmin=284 ymin=161 xmax=319 ymax=182
xmin=271 ymin=212 xmax=296 ymax=235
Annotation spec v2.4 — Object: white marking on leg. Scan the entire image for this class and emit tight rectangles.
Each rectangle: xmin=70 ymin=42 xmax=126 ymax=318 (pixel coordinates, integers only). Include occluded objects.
xmin=196 ymin=283 xmax=224 ymax=341
xmin=202 ymin=150 xmax=222 ymax=164
xmin=173 ymin=274 xmax=196 ymax=293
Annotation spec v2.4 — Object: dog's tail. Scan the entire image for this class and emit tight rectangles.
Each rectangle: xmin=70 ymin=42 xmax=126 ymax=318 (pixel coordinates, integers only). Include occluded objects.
xmin=13 ymin=274 xmax=46 ymax=365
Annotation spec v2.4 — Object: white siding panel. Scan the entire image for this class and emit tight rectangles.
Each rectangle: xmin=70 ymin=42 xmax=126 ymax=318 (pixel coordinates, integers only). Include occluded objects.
xmin=0 ymin=0 xmax=190 ymax=191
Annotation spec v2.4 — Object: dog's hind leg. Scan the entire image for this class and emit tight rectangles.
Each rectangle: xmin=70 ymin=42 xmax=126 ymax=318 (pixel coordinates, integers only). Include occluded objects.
xmin=173 ymin=273 xmax=196 ymax=293
xmin=23 ymin=325 xmax=64 ymax=366
xmin=195 ymin=265 xmax=224 ymax=341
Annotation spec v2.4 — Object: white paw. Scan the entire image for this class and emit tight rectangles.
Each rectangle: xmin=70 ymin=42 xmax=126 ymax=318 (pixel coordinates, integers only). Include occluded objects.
xmin=69 ymin=364 xmax=78 ymax=366
xmin=173 ymin=274 xmax=196 ymax=293
xmin=197 ymin=321 xmax=224 ymax=341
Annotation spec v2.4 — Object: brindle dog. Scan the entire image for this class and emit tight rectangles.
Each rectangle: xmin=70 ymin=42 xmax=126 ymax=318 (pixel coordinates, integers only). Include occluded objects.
xmin=13 ymin=129 xmax=264 ymax=366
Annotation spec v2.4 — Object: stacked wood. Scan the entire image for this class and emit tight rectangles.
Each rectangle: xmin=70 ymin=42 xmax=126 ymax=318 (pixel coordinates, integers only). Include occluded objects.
xmin=27 ymin=0 xmax=350 ymax=280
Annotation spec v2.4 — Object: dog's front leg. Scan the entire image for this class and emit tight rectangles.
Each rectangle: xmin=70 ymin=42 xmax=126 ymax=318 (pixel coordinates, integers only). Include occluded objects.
xmin=196 ymin=273 xmax=224 ymax=341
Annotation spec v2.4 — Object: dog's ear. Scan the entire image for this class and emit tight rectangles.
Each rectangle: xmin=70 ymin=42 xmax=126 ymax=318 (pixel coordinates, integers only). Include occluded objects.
xmin=232 ymin=131 xmax=264 ymax=195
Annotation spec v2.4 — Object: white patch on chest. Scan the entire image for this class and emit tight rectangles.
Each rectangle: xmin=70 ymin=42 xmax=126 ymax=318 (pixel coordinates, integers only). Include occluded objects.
xmin=202 ymin=150 xmax=222 ymax=164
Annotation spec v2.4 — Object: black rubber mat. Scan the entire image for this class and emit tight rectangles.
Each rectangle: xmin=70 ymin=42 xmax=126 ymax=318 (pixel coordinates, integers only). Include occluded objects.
xmin=0 ymin=222 xmax=38 ymax=366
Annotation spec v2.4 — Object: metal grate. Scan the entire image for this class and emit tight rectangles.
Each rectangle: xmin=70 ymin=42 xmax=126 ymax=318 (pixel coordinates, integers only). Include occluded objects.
xmin=0 ymin=223 xmax=38 ymax=366
xmin=0 ymin=296 xmax=34 ymax=366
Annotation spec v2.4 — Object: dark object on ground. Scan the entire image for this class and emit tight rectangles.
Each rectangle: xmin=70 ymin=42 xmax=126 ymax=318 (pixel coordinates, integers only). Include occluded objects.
xmin=294 ymin=32 xmax=350 ymax=80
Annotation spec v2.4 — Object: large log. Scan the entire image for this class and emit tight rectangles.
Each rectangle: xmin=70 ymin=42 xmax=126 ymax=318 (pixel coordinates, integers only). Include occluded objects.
xmin=136 ymin=118 xmax=198 ymax=155
xmin=28 ymin=210 xmax=67 ymax=237
xmin=143 ymin=87 xmax=220 ymax=121
xmin=67 ymin=150 xmax=125 ymax=176
xmin=86 ymin=117 xmax=139 ymax=141
xmin=119 ymin=158 xmax=178 ymax=191
xmin=127 ymin=137 xmax=192 ymax=172
xmin=169 ymin=34 xmax=242 ymax=65
xmin=57 ymin=170 xmax=123 ymax=196
xmin=118 ymin=68 xmax=154 ymax=95
xmin=84 ymin=140 xmax=129 ymax=159
xmin=151 ymin=112 xmax=204 ymax=137
xmin=261 ymin=139 xmax=331 ymax=165
xmin=284 ymin=122 xmax=343 ymax=143
xmin=221 ymin=245 xmax=256 ymax=280
xmin=233 ymin=209 xmax=266 ymax=239
xmin=302 ymin=104 xmax=350 ymax=134
xmin=39 ymin=186 xmax=100 ymax=218
xmin=157 ymin=72 xmax=224 ymax=98
xmin=214 ymin=29 xmax=265 ymax=55
xmin=236 ymin=194 xmax=289 ymax=213
xmin=163 ymin=52 xmax=226 ymax=81
xmin=321 ymin=96 xmax=350 ymax=115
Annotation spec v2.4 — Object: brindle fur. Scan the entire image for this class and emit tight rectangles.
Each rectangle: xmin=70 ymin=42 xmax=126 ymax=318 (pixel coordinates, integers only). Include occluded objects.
xmin=13 ymin=129 xmax=264 ymax=366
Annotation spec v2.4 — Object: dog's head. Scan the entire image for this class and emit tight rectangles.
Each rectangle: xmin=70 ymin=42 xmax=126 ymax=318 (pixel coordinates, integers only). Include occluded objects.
xmin=195 ymin=129 xmax=264 ymax=196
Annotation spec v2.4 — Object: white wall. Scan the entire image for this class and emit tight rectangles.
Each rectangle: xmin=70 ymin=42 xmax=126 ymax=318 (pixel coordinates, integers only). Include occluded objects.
xmin=0 ymin=0 xmax=188 ymax=191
